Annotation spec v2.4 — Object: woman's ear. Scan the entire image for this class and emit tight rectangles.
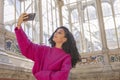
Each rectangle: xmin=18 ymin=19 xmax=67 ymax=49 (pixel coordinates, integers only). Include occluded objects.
xmin=63 ymin=38 xmax=67 ymax=43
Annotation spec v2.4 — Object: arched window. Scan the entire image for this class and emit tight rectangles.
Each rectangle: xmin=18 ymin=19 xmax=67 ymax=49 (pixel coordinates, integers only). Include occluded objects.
xmin=71 ymin=9 xmax=79 ymax=23
xmin=102 ymin=1 xmax=120 ymax=49
xmin=114 ymin=0 xmax=120 ymax=14
xmin=84 ymin=5 xmax=96 ymax=21
xmin=114 ymin=0 xmax=120 ymax=47
xmin=4 ymin=0 xmax=16 ymax=23
xmin=102 ymin=2 xmax=112 ymax=17
xmin=83 ymin=5 xmax=101 ymax=52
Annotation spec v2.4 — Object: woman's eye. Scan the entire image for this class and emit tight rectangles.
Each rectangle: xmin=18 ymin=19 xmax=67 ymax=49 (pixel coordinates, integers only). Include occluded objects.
xmin=58 ymin=32 xmax=62 ymax=34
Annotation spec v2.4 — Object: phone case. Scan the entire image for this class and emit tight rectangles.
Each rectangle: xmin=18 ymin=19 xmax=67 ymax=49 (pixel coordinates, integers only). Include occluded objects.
xmin=24 ymin=13 xmax=36 ymax=21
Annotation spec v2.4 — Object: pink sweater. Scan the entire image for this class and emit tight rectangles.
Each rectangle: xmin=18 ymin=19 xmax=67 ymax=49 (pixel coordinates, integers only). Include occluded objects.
xmin=15 ymin=27 xmax=72 ymax=80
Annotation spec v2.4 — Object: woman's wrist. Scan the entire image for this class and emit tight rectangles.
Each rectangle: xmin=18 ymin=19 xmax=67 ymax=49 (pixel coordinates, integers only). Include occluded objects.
xmin=17 ymin=22 xmax=21 ymax=26
xmin=17 ymin=23 xmax=21 ymax=29
xmin=17 ymin=21 xmax=21 ymax=27
xmin=17 ymin=24 xmax=21 ymax=26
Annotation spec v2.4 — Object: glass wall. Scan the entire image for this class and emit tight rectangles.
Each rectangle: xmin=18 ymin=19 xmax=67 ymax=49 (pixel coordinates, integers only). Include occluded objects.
xmin=3 ymin=0 xmax=120 ymax=54
xmin=63 ymin=0 xmax=102 ymax=53
xmin=4 ymin=0 xmax=38 ymax=41
xmin=101 ymin=0 xmax=120 ymax=49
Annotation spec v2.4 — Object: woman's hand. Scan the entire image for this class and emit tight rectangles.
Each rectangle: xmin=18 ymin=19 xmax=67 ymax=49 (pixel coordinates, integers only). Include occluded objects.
xmin=17 ymin=13 xmax=28 ymax=29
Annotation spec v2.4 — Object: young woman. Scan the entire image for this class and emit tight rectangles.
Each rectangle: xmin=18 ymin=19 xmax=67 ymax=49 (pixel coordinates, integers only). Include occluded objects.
xmin=15 ymin=13 xmax=81 ymax=80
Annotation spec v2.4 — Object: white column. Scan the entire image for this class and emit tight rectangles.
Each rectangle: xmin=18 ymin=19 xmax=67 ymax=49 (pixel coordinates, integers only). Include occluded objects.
xmin=0 ymin=0 xmax=5 ymax=50
xmin=38 ymin=0 xmax=43 ymax=44
xmin=68 ymin=9 xmax=72 ymax=31
xmin=0 ymin=0 xmax=4 ymax=28
xmin=57 ymin=0 xmax=64 ymax=26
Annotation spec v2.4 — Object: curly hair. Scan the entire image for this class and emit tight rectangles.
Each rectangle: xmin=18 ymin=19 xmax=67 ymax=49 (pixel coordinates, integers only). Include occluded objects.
xmin=49 ymin=26 xmax=81 ymax=68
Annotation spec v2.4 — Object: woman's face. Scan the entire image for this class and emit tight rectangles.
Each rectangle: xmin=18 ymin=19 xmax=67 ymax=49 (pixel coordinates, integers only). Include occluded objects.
xmin=53 ymin=28 xmax=67 ymax=44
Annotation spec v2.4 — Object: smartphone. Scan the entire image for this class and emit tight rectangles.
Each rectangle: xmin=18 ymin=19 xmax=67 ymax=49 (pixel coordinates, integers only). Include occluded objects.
xmin=24 ymin=13 xmax=36 ymax=21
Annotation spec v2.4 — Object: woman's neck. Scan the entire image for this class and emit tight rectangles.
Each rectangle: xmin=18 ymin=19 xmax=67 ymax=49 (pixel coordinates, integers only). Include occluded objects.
xmin=55 ymin=43 xmax=62 ymax=49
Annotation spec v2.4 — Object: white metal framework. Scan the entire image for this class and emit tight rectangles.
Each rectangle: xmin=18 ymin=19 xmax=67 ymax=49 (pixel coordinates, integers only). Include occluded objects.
xmin=3 ymin=0 xmax=120 ymax=54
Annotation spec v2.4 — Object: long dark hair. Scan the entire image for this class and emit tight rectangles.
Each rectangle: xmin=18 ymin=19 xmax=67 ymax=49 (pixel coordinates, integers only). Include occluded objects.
xmin=49 ymin=26 xmax=81 ymax=68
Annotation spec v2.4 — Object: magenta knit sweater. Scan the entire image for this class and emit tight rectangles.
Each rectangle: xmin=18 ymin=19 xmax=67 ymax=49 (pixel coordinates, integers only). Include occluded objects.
xmin=15 ymin=27 xmax=72 ymax=80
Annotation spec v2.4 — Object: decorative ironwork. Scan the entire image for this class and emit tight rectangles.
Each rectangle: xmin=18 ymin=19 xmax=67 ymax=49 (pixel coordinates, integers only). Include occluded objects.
xmin=5 ymin=39 xmax=20 ymax=53
xmin=110 ymin=54 xmax=120 ymax=62
xmin=80 ymin=55 xmax=104 ymax=64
